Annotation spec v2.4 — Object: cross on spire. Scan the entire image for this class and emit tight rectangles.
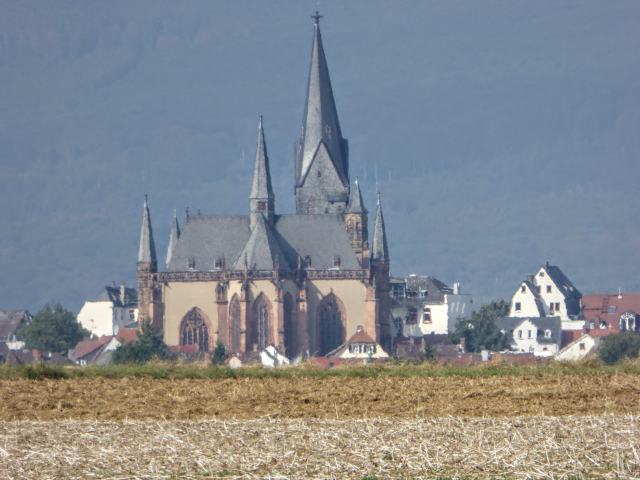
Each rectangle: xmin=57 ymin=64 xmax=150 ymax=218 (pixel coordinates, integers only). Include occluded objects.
xmin=312 ymin=10 xmax=322 ymax=25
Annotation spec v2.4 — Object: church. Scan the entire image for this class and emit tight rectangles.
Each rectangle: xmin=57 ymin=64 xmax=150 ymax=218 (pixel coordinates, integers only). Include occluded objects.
xmin=136 ymin=13 xmax=392 ymax=358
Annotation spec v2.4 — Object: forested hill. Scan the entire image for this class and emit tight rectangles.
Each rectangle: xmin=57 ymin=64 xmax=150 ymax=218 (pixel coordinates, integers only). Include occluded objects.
xmin=1 ymin=1 xmax=639 ymax=311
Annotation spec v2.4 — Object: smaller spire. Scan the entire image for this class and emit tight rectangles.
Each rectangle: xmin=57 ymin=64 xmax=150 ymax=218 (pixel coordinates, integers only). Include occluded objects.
xmin=250 ymin=115 xmax=275 ymax=227
xmin=347 ymin=177 xmax=367 ymax=214
xmin=165 ymin=209 xmax=181 ymax=268
xmin=371 ymin=192 xmax=389 ymax=262
xmin=138 ymin=195 xmax=157 ymax=267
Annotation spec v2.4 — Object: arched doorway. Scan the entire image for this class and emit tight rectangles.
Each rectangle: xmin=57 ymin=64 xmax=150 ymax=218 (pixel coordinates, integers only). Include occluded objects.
xmin=228 ymin=294 xmax=241 ymax=353
xmin=317 ymin=293 xmax=345 ymax=355
xmin=283 ymin=293 xmax=296 ymax=357
xmin=180 ymin=307 xmax=210 ymax=352
xmin=250 ymin=294 xmax=271 ymax=351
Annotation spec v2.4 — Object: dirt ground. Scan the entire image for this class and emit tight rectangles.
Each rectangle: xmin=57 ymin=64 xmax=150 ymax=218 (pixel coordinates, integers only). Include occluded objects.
xmin=1 ymin=372 xmax=639 ymax=420
xmin=1 ymin=416 xmax=638 ymax=479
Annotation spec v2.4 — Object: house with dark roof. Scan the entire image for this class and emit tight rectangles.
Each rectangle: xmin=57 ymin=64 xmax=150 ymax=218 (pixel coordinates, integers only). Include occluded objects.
xmin=509 ymin=263 xmax=584 ymax=333
xmin=77 ymin=282 xmax=138 ymax=338
xmin=0 ymin=310 xmax=32 ymax=351
xmin=495 ymin=316 xmax=562 ymax=357
xmin=391 ymin=275 xmax=472 ymax=337
xmin=135 ymin=13 xmax=392 ymax=360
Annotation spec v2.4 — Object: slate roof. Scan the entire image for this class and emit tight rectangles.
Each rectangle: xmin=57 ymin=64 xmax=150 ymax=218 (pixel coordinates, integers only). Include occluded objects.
xmin=167 ymin=213 xmax=360 ymax=271
xmin=138 ymin=196 xmax=157 ymax=265
xmin=97 ymin=286 xmax=137 ymax=308
xmin=296 ymin=15 xmax=348 ymax=187
xmin=517 ymin=280 xmax=546 ymax=317
xmin=165 ymin=210 xmax=181 ymax=268
xmin=371 ymin=197 xmax=389 ymax=261
xmin=0 ymin=310 xmax=31 ymax=341
xmin=495 ymin=316 xmax=562 ymax=345
xmin=232 ymin=214 xmax=290 ymax=270
xmin=542 ymin=264 xmax=581 ymax=300
xmin=346 ymin=178 xmax=366 ymax=214
xmin=250 ymin=116 xmax=274 ymax=201
xmin=404 ymin=275 xmax=452 ymax=303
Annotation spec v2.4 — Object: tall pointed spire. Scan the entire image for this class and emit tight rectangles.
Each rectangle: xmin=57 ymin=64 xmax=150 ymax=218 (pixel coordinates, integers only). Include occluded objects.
xmin=250 ymin=115 xmax=275 ymax=227
xmin=165 ymin=209 xmax=180 ymax=268
xmin=295 ymin=11 xmax=350 ymax=214
xmin=371 ymin=193 xmax=389 ymax=262
xmin=138 ymin=194 xmax=157 ymax=268
xmin=347 ymin=177 xmax=367 ymax=214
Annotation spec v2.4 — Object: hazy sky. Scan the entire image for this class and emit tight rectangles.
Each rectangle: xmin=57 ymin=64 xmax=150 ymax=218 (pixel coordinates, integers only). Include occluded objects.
xmin=1 ymin=1 xmax=639 ymax=311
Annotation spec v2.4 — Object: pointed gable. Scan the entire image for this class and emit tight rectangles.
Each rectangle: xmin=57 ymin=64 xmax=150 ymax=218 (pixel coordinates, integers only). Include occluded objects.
xmin=138 ymin=196 xmax=157 ymax=266
xmin=165 ymin=210 xmax=181 ymax=268
xmin=347 ymin=178 xmax=367 ymax=214
xmin=233 ymin=214 xmax=289 ymax=270
xmin=372 ymin=195 xmax=389 ymax=261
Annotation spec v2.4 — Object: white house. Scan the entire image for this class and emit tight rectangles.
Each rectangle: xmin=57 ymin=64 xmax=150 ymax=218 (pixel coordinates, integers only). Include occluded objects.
xmin=556 ymin=334 xmax=600 ymax=362
xmin=509 ymin=262 xmax=584 ymax=331
xmin=77 ymin=282 xmax=138 ymax=338
xmin=391 ymin=275 xmax=472 ymax=337
xmin=495 ymin=316 xmax=562 ymax=357
xmin=328 ymin=325 xmax=389 ymax=361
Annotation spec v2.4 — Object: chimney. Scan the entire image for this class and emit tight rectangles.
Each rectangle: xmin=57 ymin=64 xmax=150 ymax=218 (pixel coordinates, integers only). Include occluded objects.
xmin=618 ymin=288 xmax=622 ymax=300
xmin=120 ymin=281 xmax=126 ymax=304
xmin=453 ymin=282 xmax=461 ymax=295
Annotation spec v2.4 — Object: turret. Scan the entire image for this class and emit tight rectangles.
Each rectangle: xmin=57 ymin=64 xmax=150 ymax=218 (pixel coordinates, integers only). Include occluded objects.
xmin=165 ymin=209 xmax=180 ymax=269
xmin=344 ymin=178 xmax=369 ymax=264
xmin=250 ymin=115 xmax=275 ymax=228
xmin=137 ymin=195 xmax=157 ymax=323
xmin=295 ymin=12 xmax=349 ymax=214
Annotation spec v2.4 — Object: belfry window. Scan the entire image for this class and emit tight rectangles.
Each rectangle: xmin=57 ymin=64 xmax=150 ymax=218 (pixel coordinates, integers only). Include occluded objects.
xmin=257 ymin=200 xmax=267 ymax=211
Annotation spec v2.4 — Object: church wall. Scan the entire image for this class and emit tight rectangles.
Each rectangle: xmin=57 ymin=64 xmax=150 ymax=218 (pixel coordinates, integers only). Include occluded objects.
xmin=306 ymin=279 xmax=369 ymax=346
xmin=163 ymin=281 xmax=219 ymax=346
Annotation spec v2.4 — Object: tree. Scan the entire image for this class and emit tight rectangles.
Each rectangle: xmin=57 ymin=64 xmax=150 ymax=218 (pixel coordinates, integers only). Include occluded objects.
xmin=598 ymin=333 xmax=640 ymax=364
xmin=212 ymin=341 xmax=228 ymax=366
xmin=450 ymin=300 xmax=510 ymax=353
xmin=112 ymin=320 xmax=172 ymax=363
xmin=18 ymin=303 xmax=88 ymax=354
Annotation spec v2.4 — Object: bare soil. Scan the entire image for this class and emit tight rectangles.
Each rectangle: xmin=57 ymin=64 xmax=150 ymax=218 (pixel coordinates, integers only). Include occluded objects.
xmin=1 ymin=372 xmax=639 ymax=420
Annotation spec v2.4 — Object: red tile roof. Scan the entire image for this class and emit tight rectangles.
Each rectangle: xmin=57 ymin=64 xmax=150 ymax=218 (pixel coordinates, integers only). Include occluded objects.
xmin=116 ymin=328 xmax=138 ymax=345
xmin=74 ymin=336 xmax=112 ymax=360
xmin=582 ymin=293 xmax=640 ymax=334
xmin=347 ymin=327 xmax=376 ymax=344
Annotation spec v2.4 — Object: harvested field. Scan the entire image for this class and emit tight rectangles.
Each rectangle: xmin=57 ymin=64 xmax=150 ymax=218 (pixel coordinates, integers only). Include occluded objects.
xmin=1 ymin=416 xmax=639 ymax=479
xmin=1 ymin=372 xmax=639 ymax=420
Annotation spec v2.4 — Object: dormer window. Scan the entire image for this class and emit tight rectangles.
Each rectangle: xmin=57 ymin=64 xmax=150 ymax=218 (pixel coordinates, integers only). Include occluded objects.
xmin=257 ymin=200 xmax=267 ymax=211
xmin=544 ymin=329 xmax=552 ymax=338
xmin=214 ymin=257 xmax=224 ymax=269
xmin=304 ymin=255 xmax=312 ymax=267
xmin=333 ymin=255 xmax=341 ymax=268
xmin=188 ymin=257 xmax=196 ymax=269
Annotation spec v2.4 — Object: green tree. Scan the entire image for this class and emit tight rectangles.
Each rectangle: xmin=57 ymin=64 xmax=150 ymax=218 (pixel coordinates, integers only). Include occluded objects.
xmin=422 ymin=343 xmax=436 ymax=362
xmin=112 ymin=320 xmax=172 ymax=363
xmin=18 ymin=303 xmax=88 ymax=354
xmin=211 ymin=341 xmax=228 ymax=365
xmin=598 ymin=333 xmax=640 ymax=364
xmin=450 ymin=300 xmax=510 ymax=353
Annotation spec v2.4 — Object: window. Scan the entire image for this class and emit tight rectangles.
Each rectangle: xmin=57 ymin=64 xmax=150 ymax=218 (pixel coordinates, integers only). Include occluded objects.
xmin=536 ymin=286 xmax=541 ymax=293
xmin=546 ymin=285 xmax=552 ymax=293
xmin=599 ymin=320 xmax=607 ymax=329
xmin=518 ymin=330 xmax=523 ymax=339
xmin=214 ymin=257 xmax=224 ymax=269
xmin=515 ymin=302 xmax=521 ymax=312
xmin=544 ymin=329 xmax=551 ymax=339
xmin=406 ymin=308 xmax=418 ymax=325
xmin=419 ymin=290 xmax=428 ymax=298
xmin=555 ymin=302 xmax=561 ymax=311
xmin=129 ymin=309 xmax=135 ymax=321
xmin=608 ymin=305 xmax=617 ymax=314
xmin=539 ymin=271 xmax=545 ymax=277
xmin=257 ymin=200 xmax=267 ymax=211
xmin=333 ymin=255 xmax=341 ymax=268
xmin=304 ymin=255 xmax=312 ymax=267
xmin=521 ymin=285 xmax=526 ymax=293
xmin=422 ymin=307 xmax=432 ymax=324
xmin=527 ymin=330 xmax=532 ymax=339
xmin=180 ymin=307 xmax=209 ymax=352
xmin=318 ymin=294 xmax=345 ymax=355
xmin=579 ymin=343 xmax=586 ymax=351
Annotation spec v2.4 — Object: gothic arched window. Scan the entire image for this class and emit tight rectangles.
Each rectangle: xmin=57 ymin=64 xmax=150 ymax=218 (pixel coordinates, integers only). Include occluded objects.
xmin=251 ymin=294 xmax=271 ymax=351
xmin=283 ymin=293 xmax=296 ymax=357
xmin=229 ymin=294 xmax=241 ymax=353
xmin=318 ymin=293 xmax=345 ymax=355
xmin=180 ymin=307 xmax=210 ymax=352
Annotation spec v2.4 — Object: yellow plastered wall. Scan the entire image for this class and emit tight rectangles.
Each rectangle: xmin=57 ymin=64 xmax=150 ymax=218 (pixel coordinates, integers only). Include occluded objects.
xmin=307 ymin=279 xmax=369 ymax=339
xmin=163 ymin=282 xmax=218 ymax=346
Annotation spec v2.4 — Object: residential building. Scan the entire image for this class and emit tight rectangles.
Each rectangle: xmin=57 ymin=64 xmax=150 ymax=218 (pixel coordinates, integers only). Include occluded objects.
xmin=77 ymin=282 xmax=138 ymax=338
xmin=391 ymin=275 xmax=472 ymax=337
xmin=136 ymin=14 xmax=392 ymax=359
xmin=582 ymin=292 xmax=640 ymax=337
xmin=509 ymin=262 xmax=583 ymax=331
xmin=0 ymin=310 xmax=32 ymax=351
xmin=495 ymin=316 xmax=562 ymax=357
xmin=556 ymin=334 xmax=600 ymax=361
xmin=327 ymin=325 xmax=389 ymax=361
xmin=69 ymin=328 xmax=139 ymax=366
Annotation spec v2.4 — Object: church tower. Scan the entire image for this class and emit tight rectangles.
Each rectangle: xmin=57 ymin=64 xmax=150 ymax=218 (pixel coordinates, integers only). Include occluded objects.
xmin=137 ymin=195 xmax=157 ymax=324
xmin=371 ymin=194 xmax=391 ymax=351
xmin=344 ymin=178 xmax=369 ymax=265
xmin=250 ymin=115 xmax=275 ymax=228
xmin=295 ymin=12 xmax=349 ymax=215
